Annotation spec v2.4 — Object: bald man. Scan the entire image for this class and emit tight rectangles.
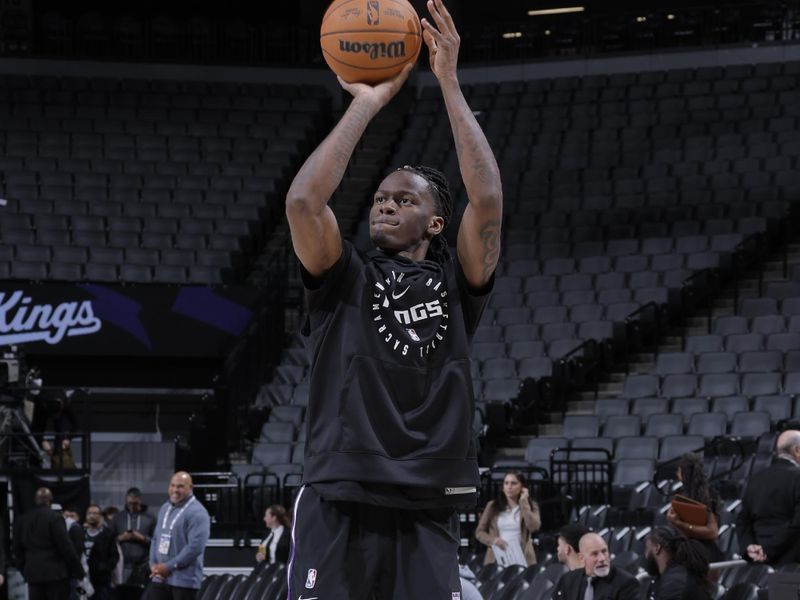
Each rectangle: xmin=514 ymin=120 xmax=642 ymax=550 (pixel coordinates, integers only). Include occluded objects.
xmin=736 ymin=429 xmax=800 ymax=566
xmin=143 ymin=472 xmax=210 ymax=600
xmin=551 ymin=533 xmax=638 ymax=600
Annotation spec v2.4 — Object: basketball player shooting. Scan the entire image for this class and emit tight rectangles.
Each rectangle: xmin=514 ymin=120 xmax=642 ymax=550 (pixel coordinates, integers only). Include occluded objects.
xmin=284 ymin=0 xmax=502 ymax=597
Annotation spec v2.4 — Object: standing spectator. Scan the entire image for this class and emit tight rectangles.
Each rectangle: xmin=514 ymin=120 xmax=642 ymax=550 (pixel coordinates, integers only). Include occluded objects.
xmin=643 ymin=526 xmax=712 ymax=600
xmin=102 ymin=507 xmax=118 ymax=526
xmin=62 ymin=505 xmax=85 ymax=600
xmin=144 ymin=472 xmax=210 ymax=600
xmin=255 ymin=505 xmax=290 ymax=565
xmin=476 ymin=471 xmax=541 ymax=566
xmin=112 ymin=487 xmax=156 ymax=600
xmin=83 ymin=504 xmax=119 ymax=600
xmin=556 ymin=523 xmax=591 ymax=571
xmin=14 ymin=487 xmax=84 ymax=600
xmin=666 ymin=453 xmax=724 ymax=563
xmin=551 ymin=532 xmax=638 ymax=600
xmin=736 ymin=429 xmax=800 ymax=566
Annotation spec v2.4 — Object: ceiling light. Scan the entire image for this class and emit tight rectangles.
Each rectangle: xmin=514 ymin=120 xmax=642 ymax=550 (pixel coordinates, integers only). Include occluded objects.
xmin=502 ymin=32 xmax=523 ymax=38
xmin=528 ymin=7 xmax=585 ymax=16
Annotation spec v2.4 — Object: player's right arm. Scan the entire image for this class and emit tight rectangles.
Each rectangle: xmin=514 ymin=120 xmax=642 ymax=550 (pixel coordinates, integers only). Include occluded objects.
xmin=286 ymin=66 xmax=412 ymax=277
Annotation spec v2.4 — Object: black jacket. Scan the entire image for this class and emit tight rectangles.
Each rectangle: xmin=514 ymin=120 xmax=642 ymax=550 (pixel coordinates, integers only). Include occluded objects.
xmin=263 ymin=528 xmax=290 ymax=565
xmin=736 ymin=457 xmax=800 ymax=565
xmin=86 ymin=526 xmax=120 ymax=587
xmin=551 ymin=566 xmax=639 ymax=600
xmin=14 ymin=506 xmax=84 ymax=583
xmin=652 ymin=562 xmax=711 ymax=600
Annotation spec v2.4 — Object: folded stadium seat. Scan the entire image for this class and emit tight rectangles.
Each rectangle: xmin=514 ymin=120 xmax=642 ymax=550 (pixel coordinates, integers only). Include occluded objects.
xmin=578 ymin=320 xmax=615 ymax=342
xmin=270 ymin=405 xmax=305 ymax=426
xmin=548 ymin=339 xmax=582 ymax=360
xmin=605 ymin=302 xmax=641 ymax=322
xmin=540 ymin=322 xmax=577 ymax=342
xmin=595 ymin=272 xmax=627 ymax=291
xmin=49 ymin=263 xmax=83 ymax=281
xmin=505 ymin=259 xmax=539 ymax=277
xmin=603 ymin=415 xmax=641 ymax=438
xmin=672 ymin=397 xmax=710 ymax=424
xmin=508 ymin=342 xmax=545 ymax=363
xmin=752 ymin=396 xmax=792 ymax=421
xmin=489 ymin=292 xmax=524 ymax=309
xmin=737 ymin=217 xmax=767 ymax=236
xmin=259 ymin=422 xmax=295 ymax=443
xmin=559 ymin=273 xmax=593 ymax=293
xmin=659 ymin=435 xmax=704 ymax=462
xmin=524 ymin=275 xmax=557 ymax=293
xmin=766 ymin=332 xmax=800 ymax=352
xmin=533 ymin=305 xmax=568 ymax=325
xmin=187 ymin=266 xmax=222 ymax=285
xmin=634 ymin=287 xmax=669 ymax=305
xmin=764 ymin=281 xmax=800 ymax=301
xmin=661 ymin=374 xmax=698 ymax=399
xmin=606 ymin=239 xmax=640 ymax=257
xmin=730 ymin=411 xmax=771 ymax=438
xmin=641 ymin=237 xmax=674 ymax=255
xmin=562 ymin=290 xmax=597 ymax=307
xmin=578 ymin=256 xmax=612 ymax=274
xmin=628 ymin=271 xmax=660 ymax=289
xmin=710 ymin=233 xmax=745 ymax=252
xmin=704 ymin=218 xmax=735 ymax=235
xmin=483 ymin=379 xmax=521 ymax=402
xmin=494 ymin=276 xmax=522 ymax=294
xmin=517 ymin=357 xmax=552 ymax=379
xmin=649 ymin=254 xmax=684 ymax=272
xmin=621 ymin=375 xmax=659 ymax=399
xmin=471 ymin=342 xmax=507 ymax=362
xmin=614 ymin=255 xmax=649 ymax=274
xmin=89 ymin=247 xmax=124 ymax=265
xmin=630 ymin=398 xmax=669 ymax=421
xmin=645 ymin=413 xmax=684 ymax=437
xmin=525 ymin=437 xmax=567 ymax=465
xmin=781 ymin=297 xmax=800 ymax=316
xmin=506 ymin=244 xmax=536 ymax=261
xmin=119 ymin=265 xmax=153 ymax=283
xmin=655 ymin=353 xmax=694 ymax=375
xmin=84 ymin=264 xmax=118 ymax=282
xmin=10 ymin=261 xmax=48 ymax=281
xmin=16 ymin=244 xmax=51 ymax=263
xmin=482 ymin=358 xmax=517 ymax=379
xmin=293 ymin=383 xmax=310 ymax=407
xmin=613 ymin=458 xmax=655 ymax=485
xmin=725 ymin=333 xmax=764 ymax=353
xmin=251 ymin=443 xmax=292 ymax=468
xmin=674 ymin=235 xmax=708 ymax=254
xmin=750 ymin=315 xmax=786 ymax=336
xmin=496 ymin=307 xmax=531 ymax=326
xmin=504 ymin=324 xmax=539 ymax=344
xmin=598 ymin=289 xmax=632 ymax=305
xmin=741 ymin=373 xmax=782 ymax=397
xmin=787 ymin=349 xmax=800 ymax=371
xmin=274 ymin=365 xmax=305 ymax=385
xmin=594 ymin=399 xmax=630 ymax=424
xmin=739 ymin=350 xmax=783 ymax=372
xmin=570 ymin=305 xmax=604 ymax=324
xmin=687 ymin=412 xmax=727 ymax=438
xmin=571 ymin=437 xmax=614 ymax=459
xmin=699 ymin=373 xmax=740 ymax=397
xmin=473 ymin=325 xmax=503 ymax=344
xmin=713 ymin=316 xmax=749 ymax=336
xmin=739 ymin=298 xmax=779 ymax=318
xmin=562 ymin=415 xmax=600 ymax=439
xmin=686 ymin=252 xmax=720 ymax=271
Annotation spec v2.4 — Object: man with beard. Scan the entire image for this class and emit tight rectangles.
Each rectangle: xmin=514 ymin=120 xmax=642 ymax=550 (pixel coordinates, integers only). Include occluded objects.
xmin=551 ymin=533 xmax=638 ymax=600
xmin=643 ymin=526 xmax=711 ymax=600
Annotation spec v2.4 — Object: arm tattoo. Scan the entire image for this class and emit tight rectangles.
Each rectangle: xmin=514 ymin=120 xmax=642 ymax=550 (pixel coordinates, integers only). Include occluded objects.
xmin=479 ymin=219 xmax=501 ymax=280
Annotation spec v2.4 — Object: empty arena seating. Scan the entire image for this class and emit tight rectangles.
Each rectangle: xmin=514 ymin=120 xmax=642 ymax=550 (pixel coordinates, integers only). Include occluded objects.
xmin=0 ymin=75 xmax=329 ymax=284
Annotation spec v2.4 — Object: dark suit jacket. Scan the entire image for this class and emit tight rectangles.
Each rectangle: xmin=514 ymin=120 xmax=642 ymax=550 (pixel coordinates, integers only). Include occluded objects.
xmin=87 ymin=526 xmax=120 ymax=587
xmin=14 ymin=506 xmax=84 ymax=583
xmin=551 ymin=566 xmax=639 ymax=600
xmin=654 ymin=562 xmax=712 ymax=600
xmin=736 ymin=457 xmax=800 ymax=565
xmin=264 ymin=528 xmax=290 ymax=564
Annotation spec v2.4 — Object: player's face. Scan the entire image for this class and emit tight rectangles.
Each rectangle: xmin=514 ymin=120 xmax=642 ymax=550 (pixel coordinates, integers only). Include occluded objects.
xmin=369 ymin=170 xmax=442 ymax=253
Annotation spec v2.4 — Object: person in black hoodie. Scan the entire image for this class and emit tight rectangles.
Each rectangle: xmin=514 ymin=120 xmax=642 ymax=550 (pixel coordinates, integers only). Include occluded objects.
xmin=111 ymin=487 xmax=156 ymax=600
xmin=82 ymin=504 xmax=119 ymax=600
xmin=284 ymin=0 xmax=502 ymax=597
xmin=643 ymin=526 xmax=712 ymax=600
xmin=14 ymin=487 xmax=84 ymax=600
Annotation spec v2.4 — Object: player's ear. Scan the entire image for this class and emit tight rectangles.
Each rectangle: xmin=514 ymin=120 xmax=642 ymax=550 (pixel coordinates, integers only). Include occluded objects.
xmin=428 ymin=215 xmax=444 ymax=236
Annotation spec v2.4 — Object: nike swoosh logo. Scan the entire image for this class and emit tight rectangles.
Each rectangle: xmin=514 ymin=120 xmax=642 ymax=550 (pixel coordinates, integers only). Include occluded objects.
xmin=298 ymin=597 xmax=319 ymax=600
xmin=391 ymin=286 xmax=410 ymax=300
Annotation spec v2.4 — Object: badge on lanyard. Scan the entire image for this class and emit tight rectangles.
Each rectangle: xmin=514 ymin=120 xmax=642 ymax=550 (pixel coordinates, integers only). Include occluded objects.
xmin=158 ymin=496 xmax=194 ymax=557
xmin=158 ymin=533 xmax=171 ymax=554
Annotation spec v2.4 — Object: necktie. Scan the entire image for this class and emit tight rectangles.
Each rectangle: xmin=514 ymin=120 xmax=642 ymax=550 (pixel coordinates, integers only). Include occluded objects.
xmin=583 ymin=577 xmax=594 ymax=600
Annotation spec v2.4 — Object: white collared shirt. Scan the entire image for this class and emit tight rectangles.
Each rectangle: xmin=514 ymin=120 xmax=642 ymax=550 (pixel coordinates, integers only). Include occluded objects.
xmin=265 ymin=526 xmax=284 ymax=564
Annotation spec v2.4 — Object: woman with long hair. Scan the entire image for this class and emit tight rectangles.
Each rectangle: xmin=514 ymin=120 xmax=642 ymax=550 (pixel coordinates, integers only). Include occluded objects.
xmin=475 ymin=471 xmax=541 ymax=566
xmin=256 ymin=504 xmax=291 ymax=565
xmin=666 ymin=453 xmax=724 ymax=563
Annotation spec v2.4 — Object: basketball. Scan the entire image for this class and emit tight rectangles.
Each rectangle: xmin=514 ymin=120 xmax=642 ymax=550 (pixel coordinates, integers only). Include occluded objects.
xmin=320 ymin=0 xmax=422 ymax=84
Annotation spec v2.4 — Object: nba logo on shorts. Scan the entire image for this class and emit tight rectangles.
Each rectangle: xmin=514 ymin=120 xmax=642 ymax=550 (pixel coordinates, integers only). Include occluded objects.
xmin=367 ymin=1 xmax=380 ymax=26
xmin=452 ymin=593 xmax=461 ymax=600
xmin=305 ymin=569 xmax=317 ymax=589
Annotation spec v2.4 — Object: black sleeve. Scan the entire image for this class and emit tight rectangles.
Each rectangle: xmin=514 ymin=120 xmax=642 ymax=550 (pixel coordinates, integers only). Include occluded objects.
xmin=52 ymin=516 xmax=84 ymax=579
xmin=300 ymin=241 xmax=362 ymax=336
xmin=618 ymin=576 xmax=640 ymax=600
xmin=454 ymin=257 xmax=494 ymax=336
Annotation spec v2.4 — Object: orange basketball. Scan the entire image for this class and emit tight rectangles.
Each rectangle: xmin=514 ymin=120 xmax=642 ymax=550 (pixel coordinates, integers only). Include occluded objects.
xmin=320 ymin=0 xmax=422 ymax=84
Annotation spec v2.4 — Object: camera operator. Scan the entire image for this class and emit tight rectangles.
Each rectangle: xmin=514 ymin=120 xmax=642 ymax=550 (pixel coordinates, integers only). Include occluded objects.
xmin=28 ymin=369 xmax=80 ymax=469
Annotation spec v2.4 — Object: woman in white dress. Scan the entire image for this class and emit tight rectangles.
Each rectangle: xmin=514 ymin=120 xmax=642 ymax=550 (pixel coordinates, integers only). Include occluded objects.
xmin=476 ymin=471 xmax=541 ymax=566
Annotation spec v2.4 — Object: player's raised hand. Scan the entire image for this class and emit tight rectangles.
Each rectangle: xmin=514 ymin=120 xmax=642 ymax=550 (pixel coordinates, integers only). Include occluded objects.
xmin=337 ymin=63 xmax=413 ymax=109
xmin=421 ymin=0 xmax=460 ymax=82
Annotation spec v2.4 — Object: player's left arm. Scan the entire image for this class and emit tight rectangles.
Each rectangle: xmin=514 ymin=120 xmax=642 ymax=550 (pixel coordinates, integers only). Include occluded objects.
xmin=423 ymin=0 xmax=502 ymax=289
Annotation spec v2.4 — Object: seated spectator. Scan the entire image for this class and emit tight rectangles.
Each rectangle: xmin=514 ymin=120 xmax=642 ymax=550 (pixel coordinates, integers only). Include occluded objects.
xmin=475 ymin=471 xmax=541 ymax=566
xmin=556 ymin=523 xmax=591 ymax=571
xmin=256 ymin=505 xmax=290 ymax=565
xmin=666 ymin=453 xmax=724 ymax=563
xmin=644 ymin=526 xmax=712 ymax=600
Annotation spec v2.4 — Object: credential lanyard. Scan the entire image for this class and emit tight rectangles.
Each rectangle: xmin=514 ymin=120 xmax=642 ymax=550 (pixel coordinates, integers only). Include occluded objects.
xmin=162 ymin=496 xmax=195 ymax=532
